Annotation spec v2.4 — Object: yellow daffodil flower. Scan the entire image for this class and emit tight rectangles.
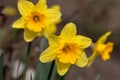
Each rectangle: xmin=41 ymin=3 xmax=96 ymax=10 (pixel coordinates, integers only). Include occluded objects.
xmin=87 ymin=32 xmax=114 ymax=67
xmin=12 ymin=0 xmax=61 ymax=42
xmin=39 ymin=22 xmax=92 ymax=76
xmin=2 ymin=6 xmax=16 ymax=16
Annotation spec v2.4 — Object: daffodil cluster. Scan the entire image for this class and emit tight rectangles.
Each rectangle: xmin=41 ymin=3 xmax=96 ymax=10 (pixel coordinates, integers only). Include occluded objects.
xmin=12 ymin=0 xmax=114 ymax=76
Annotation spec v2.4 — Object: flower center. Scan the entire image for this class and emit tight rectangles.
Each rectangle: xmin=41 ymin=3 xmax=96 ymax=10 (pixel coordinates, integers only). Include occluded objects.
xmin=33 ymin=15 xmax=40 ymax=22
xmin=25 ymin=11 xmax=46 ymax=32
xmin=62 ymin=45 xmax=71 ymax=53
xmin=57 ymin=43 xmax=81 ymax=64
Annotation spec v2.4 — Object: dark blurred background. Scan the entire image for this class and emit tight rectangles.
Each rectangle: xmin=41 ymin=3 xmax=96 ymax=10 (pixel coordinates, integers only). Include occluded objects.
xmin=0 ymin=0 xmax=120 ymax=80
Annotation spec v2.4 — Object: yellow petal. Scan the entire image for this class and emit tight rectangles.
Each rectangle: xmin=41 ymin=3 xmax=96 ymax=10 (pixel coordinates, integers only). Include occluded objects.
xmin=72 ymin=35 xmax=92 ymax=49
xmin=48 ymin=34 xmax=61 ymax=47
xmin=101 ymin=42 xmax=113 ymax=61
xmin=60 ymin=22 xmax=76 ymax=41
xmin=47 ymin=24 xmax=57 ymax=34
xmin=37 ymin=32 xmax=42 ymax=36
xmin=51 ymin=5 xmax=61 ymax=11
xmin=36 ymin=0 xmax=47 ymax=10
xmin=24 ymin=29 xmax=37 ymax=42
xmin=50 ymin=5 xmax=61 ymax=24
xmin=101 ymin=53 xmax=110 ymax=61
xmin=105 ymin=42 xmax=114 ymax=53
xmin=45 ymin=9 xmax=61 ymax=24
xmin=56 ymin=59 xmax=71 ymax=76
xmin=18 ymin=0 xmax=34 ymax=16
xmin=12 ymin=17 xmax=25 ymax=28
xmin=97 ymin=31 xmax=111 ymax=44
xmin=40 ymin=47 xmax=58 ymax=63
xmin=75 ymin=51 xmax=88 ymax=67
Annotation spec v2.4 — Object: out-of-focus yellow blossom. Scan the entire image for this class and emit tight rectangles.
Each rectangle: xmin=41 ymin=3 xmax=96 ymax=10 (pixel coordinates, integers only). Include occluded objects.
xmin=87 ymin=32 xmax=114 ymax=67
xmin=46 ymin=5 xmax=61 ymax=34
xmin=39 ymin=22 xmax=92 ymax=76
xmin=12 ymin=0 xmax=61 ymax=42
xmin=2 ymin=7 xmax=16 ymax=16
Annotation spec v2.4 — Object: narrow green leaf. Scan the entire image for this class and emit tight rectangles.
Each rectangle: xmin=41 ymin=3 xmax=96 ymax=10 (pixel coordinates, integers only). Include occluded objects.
xmin=17 ymin=61 xmax=21 ymax=79
xmin=10 ymin=29 xmax=20 ymax=43
xmin=94 ymin=74 xmax=101 ymax=80
xmin=30 ymin=72 xmax=32 ymax=80
xmin=47 ymin=61 xmax=55 ymax=80
xmin=58 ymin=75 xmax=66 ymax=80
xmin=35 ymin=62 xmax=52 ymax=80
xmin=22 ymin=42 xmax=32 ymax=80
xmin=34 ymin=37 xmax=52 ymax=80
xmin=75 ymin=69 xmax=83 ymax=80
xmin=0 ymin=50 xmax=3 ymax=80
xmin=50 ymin=64 xmax=57 ymax=80
xmin=0 ymin=29 xmax=5 ymax=46
xmin=34 ymin=37 xmax=51 ymax=80
xmin=8 ymin=68 xmax=12 ymax=80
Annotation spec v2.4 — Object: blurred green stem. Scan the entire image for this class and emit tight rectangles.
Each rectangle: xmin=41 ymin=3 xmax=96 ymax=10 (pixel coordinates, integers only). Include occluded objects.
xmin=94 ymin=74 xmax=101 ymax=80
xmin=75 ymin=69 xmax=83 ymax=80
xmin=58 ymin=75 xmax=66 ymax=80
xmin=10 ymin=29 xmax=20 ymax=43
xmin=50 ymin=64 xmax=57 ymax=80
xmin=0 ymin=50 xmax=3 ymax=80
xmin=47 ymin=61 xmax=55 ymax=80
xmin=34 ymin=37 xmax=49 ymax=80
xmin=22 ymin=42 xmax=32 ymax=80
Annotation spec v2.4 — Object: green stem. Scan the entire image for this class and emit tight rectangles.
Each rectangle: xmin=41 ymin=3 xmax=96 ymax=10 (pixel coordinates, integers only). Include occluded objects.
xmin=26 ymin=42 xmax=32 ymax=56
xmin=47 ymin=61 xmax=55 ymax=80
xmin=0 ymin=50 xmax=3 ymax=80
xmin=10 ymin=29 xmax=20 ymax=43
xmin=58 ymin=75 xmax=66 ymax=80
xmin=75 ymin=69 xmax=83 ymax=80
xmin=34 ymin=37 xmax=48 ymax=80
xmin=8 ymin=67 xmax=12 ymax=80
xmin=22 ymin=42 xmax=32 ymax=80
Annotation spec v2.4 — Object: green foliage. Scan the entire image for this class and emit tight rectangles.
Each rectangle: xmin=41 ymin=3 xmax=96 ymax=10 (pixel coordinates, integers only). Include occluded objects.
xmin=0 ymin=50 xmax=3 ymax=80
xmin=94 ymin=74 xmax=101 ymax=80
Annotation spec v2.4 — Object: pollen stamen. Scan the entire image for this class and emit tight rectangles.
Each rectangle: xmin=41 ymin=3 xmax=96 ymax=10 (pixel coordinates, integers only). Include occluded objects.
xmin=33 ymin=15 xmax=40 ymax=22
xmin=62 ymin=45 xmax=70 ymax=53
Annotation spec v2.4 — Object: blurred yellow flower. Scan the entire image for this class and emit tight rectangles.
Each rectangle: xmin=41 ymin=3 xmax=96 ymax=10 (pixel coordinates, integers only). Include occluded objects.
xmin=46 ymin=5 xmax=61 ymax=34
xmin=2 ymin=7 xmax=16 ymax=16
xmin=12 ymin=0 xmax=61 ymax=42
xmin=87 ymin=32 xmax=114 ymax=67
xmin=39 ymin=22 xmax=92 ymax=76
